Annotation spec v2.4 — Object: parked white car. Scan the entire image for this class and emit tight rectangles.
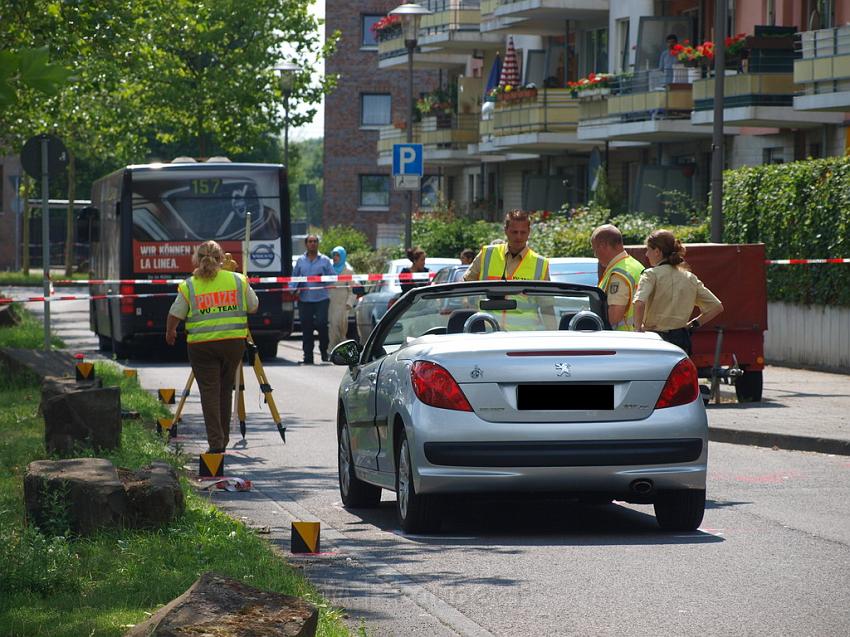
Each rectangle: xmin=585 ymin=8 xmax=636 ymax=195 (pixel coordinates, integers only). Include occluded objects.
xmin=355 ymin=257 xmax=460 ymax=342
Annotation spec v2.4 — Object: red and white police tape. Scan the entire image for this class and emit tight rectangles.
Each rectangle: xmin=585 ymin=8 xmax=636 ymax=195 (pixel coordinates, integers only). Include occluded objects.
xmin=1 ymin=260 xmax=847 ymax=305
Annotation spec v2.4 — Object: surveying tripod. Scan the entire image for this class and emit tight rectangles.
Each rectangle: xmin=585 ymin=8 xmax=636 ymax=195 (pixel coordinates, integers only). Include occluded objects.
xmin=168 ymin=212 xmax=286 ymax=445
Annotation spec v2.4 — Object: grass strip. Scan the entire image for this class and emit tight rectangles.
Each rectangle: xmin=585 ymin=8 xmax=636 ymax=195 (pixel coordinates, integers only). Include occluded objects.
xmin=0 ymin=272 xmax=89 ymax=286
xmin=0 ymin=303 xmax=64 ymax=349
xmin=0 ymin=356 xmax=351 ymax=636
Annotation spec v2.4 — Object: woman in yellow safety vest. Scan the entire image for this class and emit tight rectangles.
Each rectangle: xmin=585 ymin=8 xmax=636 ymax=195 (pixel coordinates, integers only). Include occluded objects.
xmin=165 ymin=240 xmax=258 ymax=453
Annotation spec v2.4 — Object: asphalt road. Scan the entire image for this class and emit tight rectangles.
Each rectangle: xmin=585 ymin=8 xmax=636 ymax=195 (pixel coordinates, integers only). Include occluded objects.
xmin=16 ymin=297 xmax=850 ymax=636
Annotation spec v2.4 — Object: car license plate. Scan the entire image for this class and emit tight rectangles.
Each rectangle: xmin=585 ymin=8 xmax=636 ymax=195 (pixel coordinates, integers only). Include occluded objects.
xmin=516 ymin=384 xmax=614 ymax=410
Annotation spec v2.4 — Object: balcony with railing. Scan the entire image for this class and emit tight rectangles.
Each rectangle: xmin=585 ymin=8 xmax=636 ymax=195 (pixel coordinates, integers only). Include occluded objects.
xmin=481 ymin=88 xmax=595 ymax=151
xmin=794 ymin=25 xmax=850 ymax=111
xmin=418 ymin=0 xmax=502 ymax=52
xmin=692 ymin=28 xmax=843 ymax=128
xmin=376 ymin=114 xmax=480 ymax=166
xmin=485 ymin=0 xmax=609 ymax=35
xmin=577 ymin=70 xmax=709 ymax=142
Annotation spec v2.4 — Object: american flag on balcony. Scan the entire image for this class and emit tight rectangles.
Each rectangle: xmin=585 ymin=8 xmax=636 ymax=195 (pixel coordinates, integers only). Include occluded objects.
xmin=499 ymin=37 xmax=520 ymax=88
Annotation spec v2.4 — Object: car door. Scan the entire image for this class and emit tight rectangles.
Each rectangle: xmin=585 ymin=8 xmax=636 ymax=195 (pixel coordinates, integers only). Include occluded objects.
xmin=345 ymin=354 xmax=384 ymax=471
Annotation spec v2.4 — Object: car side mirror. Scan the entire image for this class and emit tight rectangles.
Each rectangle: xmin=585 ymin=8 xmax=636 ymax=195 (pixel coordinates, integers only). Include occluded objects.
xmin=330 ymin=339 xmax=361 ymax=367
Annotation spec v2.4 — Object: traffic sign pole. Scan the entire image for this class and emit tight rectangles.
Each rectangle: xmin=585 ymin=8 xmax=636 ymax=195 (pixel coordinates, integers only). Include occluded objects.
xmin=41 ymin=137 xmax=50 ymax=351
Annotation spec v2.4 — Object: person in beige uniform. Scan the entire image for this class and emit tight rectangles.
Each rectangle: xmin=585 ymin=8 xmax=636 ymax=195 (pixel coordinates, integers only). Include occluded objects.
xmin=632 ymin=229 xmax=723 ymax=354
xmin=166 ymin=241 xmax=259 ymax=453
xmin=328 ymin=245 xmax=356 ymax=350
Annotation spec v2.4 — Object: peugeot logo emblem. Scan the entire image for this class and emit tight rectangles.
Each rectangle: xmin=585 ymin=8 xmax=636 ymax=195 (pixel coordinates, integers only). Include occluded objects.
xmin=470 ymin=365 xmax=483 ymax=379
xmin=554 ymin=362 xmax=572 ymax=377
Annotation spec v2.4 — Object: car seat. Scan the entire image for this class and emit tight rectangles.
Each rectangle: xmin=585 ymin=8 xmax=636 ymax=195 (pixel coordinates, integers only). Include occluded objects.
xmin=446 ymin=309 xmax=478 ymax=334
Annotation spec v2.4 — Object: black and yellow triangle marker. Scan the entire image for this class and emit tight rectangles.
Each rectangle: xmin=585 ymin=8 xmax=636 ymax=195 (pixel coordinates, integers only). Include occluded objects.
xmin=158 ymin=388 xmax=176 ymax=404
xmin=156 ymin=417 xmax=175 ymax=437
xmin=75 ymin=362 xmax=94 ymax=382
xmin=123 ymin=369 xmax=137 ymax=379
xmin=199 ymin=453 xmax=224 ymax=478
xmin=291 ymin=521 xmax=320 ymax=554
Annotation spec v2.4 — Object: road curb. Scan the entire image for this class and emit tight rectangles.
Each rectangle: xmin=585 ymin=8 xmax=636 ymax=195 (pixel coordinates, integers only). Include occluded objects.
xmin=709 ymin=426 xmax=850 ymax=456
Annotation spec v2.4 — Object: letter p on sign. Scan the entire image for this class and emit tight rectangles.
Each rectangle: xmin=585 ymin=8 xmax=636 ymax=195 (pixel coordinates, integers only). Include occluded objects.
xmin=393 ymin=143 xmax=423 ymax=177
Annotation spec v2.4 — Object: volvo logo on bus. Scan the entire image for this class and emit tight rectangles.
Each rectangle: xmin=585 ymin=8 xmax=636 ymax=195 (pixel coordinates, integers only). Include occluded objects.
xmin=250 ymin=243 xmax=276 ymax=268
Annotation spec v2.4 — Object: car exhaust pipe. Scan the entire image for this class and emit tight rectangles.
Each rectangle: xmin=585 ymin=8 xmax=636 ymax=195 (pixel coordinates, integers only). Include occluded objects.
xmin=630 ymin=479 xmax=655 ymax=496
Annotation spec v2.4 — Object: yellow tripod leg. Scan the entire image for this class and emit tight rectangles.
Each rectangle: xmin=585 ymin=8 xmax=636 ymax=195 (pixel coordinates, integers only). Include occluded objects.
xmin=170 ymin=371 xmax=195 ymax=436
xmin=237 ymin=364 xmax=247 ymax=439
xmin=251 ymin=350 xmax=286 ymax=442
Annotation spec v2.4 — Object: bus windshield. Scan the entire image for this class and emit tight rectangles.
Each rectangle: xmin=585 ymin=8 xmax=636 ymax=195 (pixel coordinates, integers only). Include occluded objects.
xmin=127 ymin=166 xmax=285 ymax=275
xmin=131 ymin=168 xmax=281 ymax=242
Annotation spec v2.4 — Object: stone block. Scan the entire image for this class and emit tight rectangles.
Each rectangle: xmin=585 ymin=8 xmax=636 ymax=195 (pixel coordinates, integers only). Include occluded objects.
xmin=25 ymin=458 xmax=126 ymax=535
xmin=121 ymin=462 xmax=185 ymax=528
xmin=43 ymin=384 xmax=121 ymax=454
xmin=124 ymin=572 xmax=318 ymax=637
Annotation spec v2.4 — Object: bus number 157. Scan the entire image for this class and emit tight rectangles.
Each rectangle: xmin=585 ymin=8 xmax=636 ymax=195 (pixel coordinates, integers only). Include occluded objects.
xmin=191 ymin=178 xmax=222 ymax=195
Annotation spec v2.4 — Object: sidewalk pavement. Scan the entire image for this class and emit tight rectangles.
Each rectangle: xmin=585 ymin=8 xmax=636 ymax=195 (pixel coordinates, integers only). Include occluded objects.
xmin=706 ymin=364 xmax=850 ymax=456
xmin=3 ymin=336 xmax=849 ymax=457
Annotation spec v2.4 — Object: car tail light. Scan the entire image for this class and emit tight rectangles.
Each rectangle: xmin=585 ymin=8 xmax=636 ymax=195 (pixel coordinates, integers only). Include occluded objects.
xmin=410 ymin=361 xmax=473 ymax=412
xmin=387 ymin=294 xmax=400 ymax=310
xmin=655 ymin=358 xmax=699 ymax=409
xmin=120 ymin=284 xmax=134 ymax=315
xmin=281 ymin=290 xmax=297 ymax=303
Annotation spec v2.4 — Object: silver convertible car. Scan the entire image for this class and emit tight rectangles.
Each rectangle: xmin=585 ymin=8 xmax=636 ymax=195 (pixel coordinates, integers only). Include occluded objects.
xmin=331 ymin=281 xmax=708 ymax=534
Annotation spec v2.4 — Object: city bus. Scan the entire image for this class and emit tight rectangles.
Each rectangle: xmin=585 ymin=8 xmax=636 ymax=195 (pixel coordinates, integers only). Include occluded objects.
xmin=78 ymin=158 xmax=294 ymax=359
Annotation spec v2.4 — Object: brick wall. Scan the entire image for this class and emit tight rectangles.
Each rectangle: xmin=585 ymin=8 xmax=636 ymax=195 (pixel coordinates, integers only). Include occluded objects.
xmin=323 ymin=0 xmax=438 ymax=246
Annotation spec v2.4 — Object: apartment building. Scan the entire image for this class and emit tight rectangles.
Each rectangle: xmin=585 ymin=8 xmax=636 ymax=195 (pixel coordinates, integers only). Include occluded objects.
xmin=350 ymin=0 xmax=848 ymax=229
xmin=323 ymin=0 xmax=439 ymax=246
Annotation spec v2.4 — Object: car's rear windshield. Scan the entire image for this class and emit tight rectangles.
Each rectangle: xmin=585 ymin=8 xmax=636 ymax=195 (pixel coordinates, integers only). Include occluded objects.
xmin=379 ymin=288 xmax=604 ymax=354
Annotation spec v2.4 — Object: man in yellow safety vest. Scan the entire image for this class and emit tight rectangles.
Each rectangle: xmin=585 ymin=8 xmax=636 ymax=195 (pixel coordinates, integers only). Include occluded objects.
xmin=464 ymin=209 xmax=550 ymax=282
xmin=591 ymin=224 xmax=644 ymax=330
xmin=463 ymin=210 xmax=550 ymax=330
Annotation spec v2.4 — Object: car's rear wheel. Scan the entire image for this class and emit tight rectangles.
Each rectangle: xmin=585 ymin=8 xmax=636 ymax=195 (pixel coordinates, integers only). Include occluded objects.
xmin=654 ymin=489 xmax=706 ymax=531
xmin=735 ymin=370 xmax=763 ymax=402
xmin=396 ymin=431 xmax=441 ymax=534
xmin=338 ymin=420 xmax=381 ymax=508
xmin=256 ymin=339 xmax=279 ymax=361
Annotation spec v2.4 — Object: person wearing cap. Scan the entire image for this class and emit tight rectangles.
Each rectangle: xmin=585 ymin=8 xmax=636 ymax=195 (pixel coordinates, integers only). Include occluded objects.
xmin=165 ymin=240 xmax=258 ymax=453
xmin=328 ymin=245 xmax=356 ymax=351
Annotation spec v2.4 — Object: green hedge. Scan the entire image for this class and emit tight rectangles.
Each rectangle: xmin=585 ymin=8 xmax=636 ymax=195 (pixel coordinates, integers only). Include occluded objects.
xmin=723 ymin=156 xmax=850 ymax=306
xmin=409 ymin=207 xmax=708 ymax=261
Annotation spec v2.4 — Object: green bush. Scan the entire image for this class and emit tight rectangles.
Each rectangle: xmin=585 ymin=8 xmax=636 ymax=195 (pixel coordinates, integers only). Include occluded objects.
xmin=723 ymin=156 xmax=850 ymax=306
xmin=317 ymin=225 xmax=372 ymax=256
xmin=412 ymin=210 xmax=501 ymax=259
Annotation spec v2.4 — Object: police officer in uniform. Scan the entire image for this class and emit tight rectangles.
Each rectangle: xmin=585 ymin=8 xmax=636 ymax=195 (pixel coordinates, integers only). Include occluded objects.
xmin=464 ymin=210 xmax=550 ymax=282
xmin=591 ymin=224 xmax=645 ymax=330
xmin=463 ymin=210 xmax=550 ymax=330
xmin=633 ymin=229 xmax=723 ymax=354
xmin=165 ymin=240 xmax=258 ymax=453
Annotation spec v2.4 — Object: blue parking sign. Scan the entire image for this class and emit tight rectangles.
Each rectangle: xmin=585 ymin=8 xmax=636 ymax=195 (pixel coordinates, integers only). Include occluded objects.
xmin=393 ymin=143 xmax=423 ymax=177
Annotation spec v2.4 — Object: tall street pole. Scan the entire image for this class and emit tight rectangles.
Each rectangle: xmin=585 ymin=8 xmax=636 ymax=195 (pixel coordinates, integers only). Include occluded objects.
xmin=283 ymin=91 xmax=290 ymax=168
xmin=41 ymin=137 xmax=51 ymax=350
xmin=710 ymin=0 xmax=727 ymax=243
xmin=405 ymin=41 xmax=414 ymax=250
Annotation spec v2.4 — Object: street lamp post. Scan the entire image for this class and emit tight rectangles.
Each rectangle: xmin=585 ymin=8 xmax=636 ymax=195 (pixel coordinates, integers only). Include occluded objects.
xmin=276 ymin=62 xmax=301 ymax=168
xmin=389 ymin=2 xmax=431 ymax=250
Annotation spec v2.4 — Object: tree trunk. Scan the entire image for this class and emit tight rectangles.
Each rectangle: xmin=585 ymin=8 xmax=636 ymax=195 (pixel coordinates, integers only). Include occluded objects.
xmin=65 ymin=149 xmax=76 ymax=277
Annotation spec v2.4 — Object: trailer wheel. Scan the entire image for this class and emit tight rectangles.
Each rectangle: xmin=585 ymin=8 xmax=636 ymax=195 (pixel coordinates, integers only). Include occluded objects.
xmin=735 ymin=370 xmax=763 ymax=403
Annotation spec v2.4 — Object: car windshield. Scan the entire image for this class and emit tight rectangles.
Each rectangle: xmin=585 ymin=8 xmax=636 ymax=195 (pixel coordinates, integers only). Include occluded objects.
xmin=379 ymin=260 xmax=459 ymax=294
xmin=377 ymin=285 xmax=604 ymax=355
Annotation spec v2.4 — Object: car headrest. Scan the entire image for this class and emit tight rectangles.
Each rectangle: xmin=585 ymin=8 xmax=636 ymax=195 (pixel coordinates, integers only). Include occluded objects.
xmin=446 ymin=309 xmax=477 ymax=334
xmin=558 ymin=313 xmax=576 ymax=330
